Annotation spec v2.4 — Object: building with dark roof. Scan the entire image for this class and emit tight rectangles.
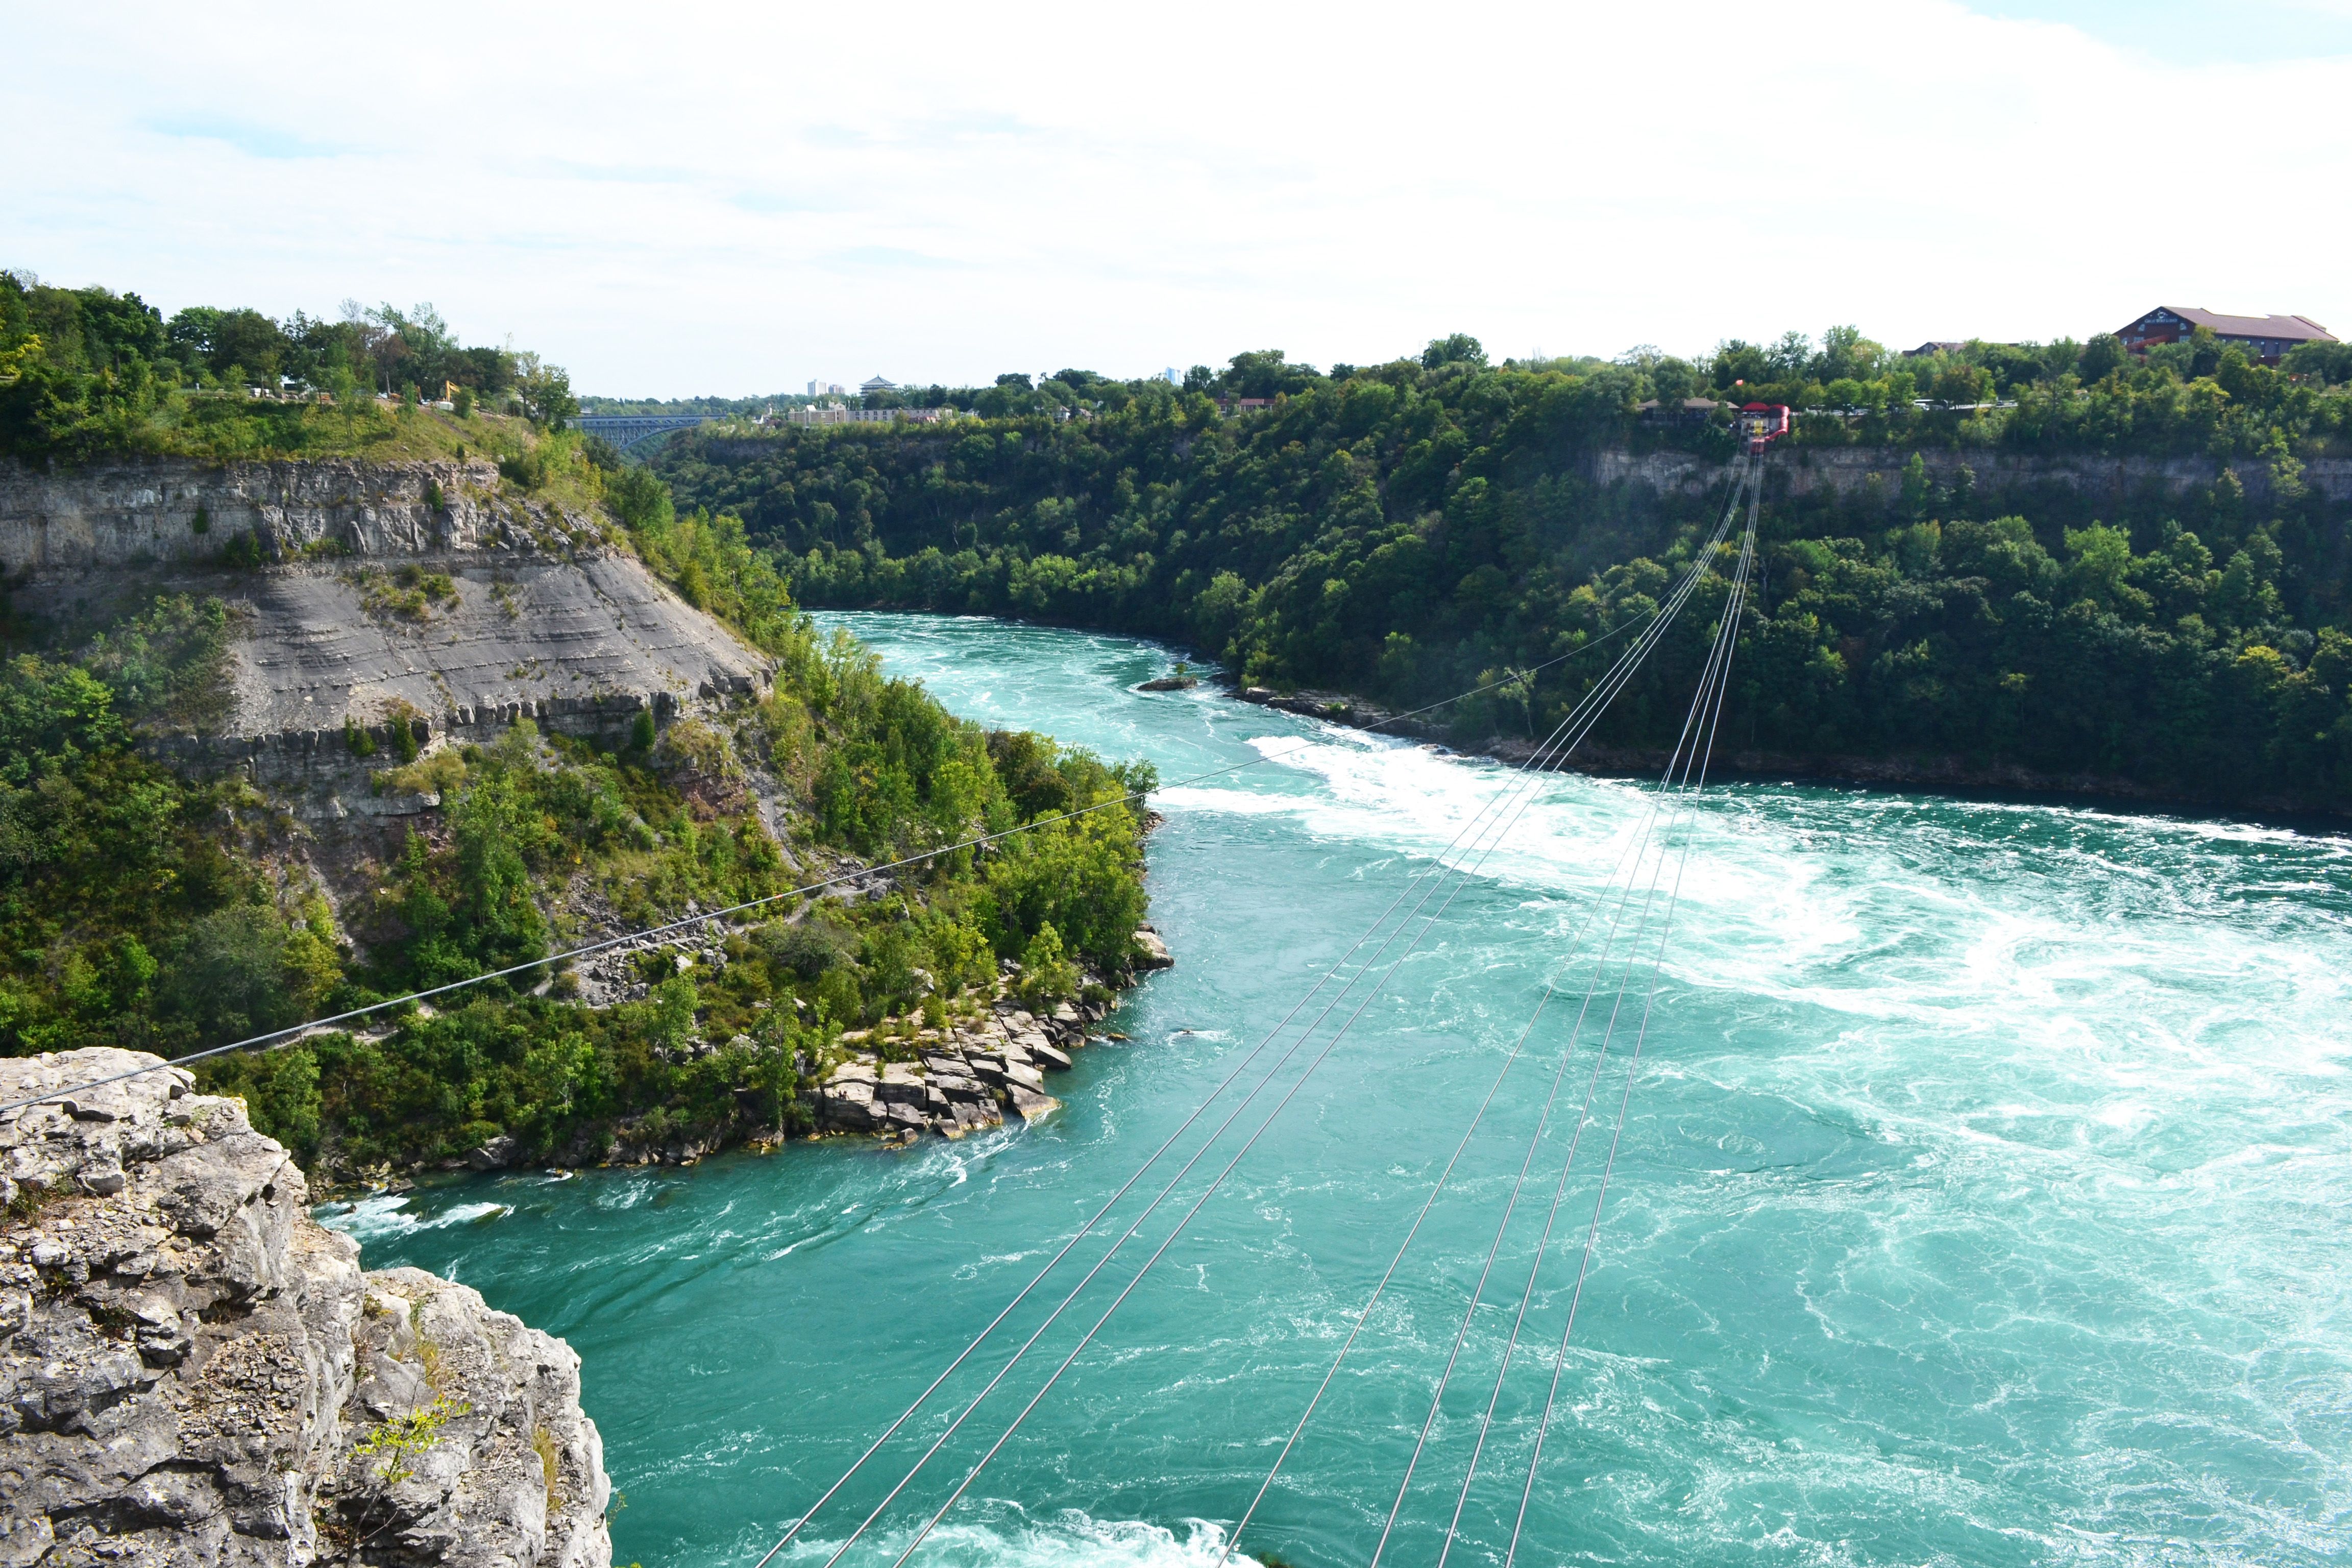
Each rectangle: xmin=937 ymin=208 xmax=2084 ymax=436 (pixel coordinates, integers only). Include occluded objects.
xmin=2115 ymin=307 xmax=2335 ymax=366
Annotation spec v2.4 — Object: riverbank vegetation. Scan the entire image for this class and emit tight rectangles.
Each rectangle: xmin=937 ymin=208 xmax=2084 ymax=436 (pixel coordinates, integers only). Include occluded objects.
xmin=0 ymin=392 xmax=1155 ymax=1172
xmin=651 ymin=330 xmax=2352 ymax=811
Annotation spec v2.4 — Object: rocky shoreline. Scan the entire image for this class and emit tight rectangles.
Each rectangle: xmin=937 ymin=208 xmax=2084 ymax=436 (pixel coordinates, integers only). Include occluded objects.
xmin=326 ymin=922 xmax=1181 ymax=1184
xmin=812 ymin=986 xmax=1126 ymax=1140
xmin=1 ymin=1048 xmax=612 ymax=1568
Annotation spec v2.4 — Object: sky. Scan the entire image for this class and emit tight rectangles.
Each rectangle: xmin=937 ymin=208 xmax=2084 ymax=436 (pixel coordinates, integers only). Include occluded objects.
xmin=7 ymin=1 xmax=2349 ymax=397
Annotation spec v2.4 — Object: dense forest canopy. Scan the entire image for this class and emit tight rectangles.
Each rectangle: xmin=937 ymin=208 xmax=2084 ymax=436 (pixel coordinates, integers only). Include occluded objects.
xmin=0 ymin=271 xmax=580 ymax=464
xmin=651 ymin=328 xmax=2352 ymax=812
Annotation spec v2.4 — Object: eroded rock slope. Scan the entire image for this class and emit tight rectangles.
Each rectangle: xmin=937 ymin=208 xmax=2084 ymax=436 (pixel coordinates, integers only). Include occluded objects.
xmin=0 ymin=1049 xmax=611 ymax=1568
xmin=2 ymin=456 xmax=773 ymax=810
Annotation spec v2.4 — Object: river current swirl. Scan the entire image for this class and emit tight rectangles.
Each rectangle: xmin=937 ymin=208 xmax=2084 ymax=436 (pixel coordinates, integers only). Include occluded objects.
xmin=326 ymin=613 xmax=2352 ymax=1568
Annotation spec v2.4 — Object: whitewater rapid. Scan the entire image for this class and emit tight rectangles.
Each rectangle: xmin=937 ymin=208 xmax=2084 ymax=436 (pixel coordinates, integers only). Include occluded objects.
xmin=327 ymin=613 xmax=2352 ymax=1568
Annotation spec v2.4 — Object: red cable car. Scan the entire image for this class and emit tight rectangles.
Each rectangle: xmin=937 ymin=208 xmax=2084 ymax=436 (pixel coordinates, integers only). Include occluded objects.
xmin=1737 ymin=401 xmax=1791 ymax=454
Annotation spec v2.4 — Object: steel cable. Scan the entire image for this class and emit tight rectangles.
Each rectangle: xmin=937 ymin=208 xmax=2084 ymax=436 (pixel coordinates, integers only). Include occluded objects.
xmin=790 ymin=462 xmax=1761 ymax=1568
xmin=1367 ymin=458 xmax=1762 ymax=1568
xmin=1439 ymin=463 xmax=1761 ymax=1568
xmin=742 ymin=475 xmax=1748 ymax=1567
xmin=1498 ymin=461 xmax=1762 ymax=1568
xmin=1207 ymin=456 xmax=1760 ymax=1568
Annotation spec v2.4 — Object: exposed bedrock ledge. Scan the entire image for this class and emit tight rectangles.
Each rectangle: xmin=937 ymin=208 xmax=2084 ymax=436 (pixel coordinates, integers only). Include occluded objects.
xmin=0 ymin=458 xmax=606 ymax=575
xmin=0 ymin=1048 xmax=612 ymax=1568
xmin=1591 ymin=445 xmax=2352 ymax=503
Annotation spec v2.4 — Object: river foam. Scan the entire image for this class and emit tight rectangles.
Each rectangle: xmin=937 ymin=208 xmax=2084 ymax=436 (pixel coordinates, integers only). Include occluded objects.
xmin=338 ymin=613 xmax=2352 ymax=1568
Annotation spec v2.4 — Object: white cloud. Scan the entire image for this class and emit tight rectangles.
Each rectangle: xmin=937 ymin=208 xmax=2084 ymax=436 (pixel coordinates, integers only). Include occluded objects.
xmin=4 ymin=0 xmax=2345 ymax=395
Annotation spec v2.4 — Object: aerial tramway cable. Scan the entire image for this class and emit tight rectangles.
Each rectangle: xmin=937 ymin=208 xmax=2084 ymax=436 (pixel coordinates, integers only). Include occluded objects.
xmin=1497 ymin=459 xmax=1762 ymax=1568
xmin=751 ymin=460 xmax=1761 ymax=1567
xmin=1207 ymin=454 xmax=1761 ymax=1568
xmin=1340 ymin=454 xmax=1761 ymax=1568
xmin=743 ymin=592 xmax=1693 ymax=1568
xmin=1439 ymin=461 xmax=1763 ymax=1568
xmin=822 ymin=468 xmax=1761 ymax=1566
xmin=1369 ymin=458 xmax=1765 ymax=1568
xmin=1349 ymin=456 xmax=1760 ymax=1568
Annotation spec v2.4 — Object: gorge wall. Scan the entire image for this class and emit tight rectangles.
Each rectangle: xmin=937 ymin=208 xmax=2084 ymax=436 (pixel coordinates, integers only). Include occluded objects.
xmin=1593 ymin=444 xmax=2352 ymax=506
xmin=0 ymin=457 xmax=587 ymax=574
xmin=1 ymin=458 xmax=775 ymax=813
xmin=0 ymin=1049 xmax=612 ymax=1568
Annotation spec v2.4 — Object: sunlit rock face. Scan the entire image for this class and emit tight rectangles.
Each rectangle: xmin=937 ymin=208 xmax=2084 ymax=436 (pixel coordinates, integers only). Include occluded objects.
xmin=0 ymin=1048 xmax=614 ymax=1568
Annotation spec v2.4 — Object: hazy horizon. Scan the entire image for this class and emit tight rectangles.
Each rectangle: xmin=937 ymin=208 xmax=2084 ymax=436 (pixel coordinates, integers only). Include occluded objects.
xmin=10 ymin=0 xmax=2348 ymax=398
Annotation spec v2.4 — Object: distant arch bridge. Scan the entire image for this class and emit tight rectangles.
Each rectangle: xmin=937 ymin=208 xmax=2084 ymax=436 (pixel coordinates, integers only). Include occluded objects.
xmin=574 ymin=413 xmax=726 ymax=450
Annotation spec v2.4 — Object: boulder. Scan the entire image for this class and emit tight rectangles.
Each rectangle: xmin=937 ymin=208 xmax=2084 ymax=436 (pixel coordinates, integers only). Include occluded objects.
xmin=1006 ymin=1086 xmax=1061 ymax=1122
xmin=875 ymin=1064 xmax=928 ymax=1105
xmin=818 ymin=1082 xmax=879 ymax=1130
xmin=1132 ymin=927 xmax=1174 ymax=970
xmin=465 ymin=1134 xmax=520 ymax=1171
xmin=1028 ymin=1041 xmax=1073 ymax=1072
xmin=946 ymin=1102 xmax=994 ymax=1136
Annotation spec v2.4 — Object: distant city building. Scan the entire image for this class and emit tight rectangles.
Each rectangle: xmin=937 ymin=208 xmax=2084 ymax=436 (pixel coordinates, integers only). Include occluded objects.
xmin=2115 ymin=307 xmax=2335 ymax=366
xmin=806 ymin=380 xmax=848 ymax=396
xmin=1902 ymin=341 xmax=1966 ymax=358
xmin=1159 ymin=367 xmax=1180 ymax=384
xmin=784 ymin=402 xmax=960 ymax=427
xmin=860 ymin=374 xmax=898 ymax=396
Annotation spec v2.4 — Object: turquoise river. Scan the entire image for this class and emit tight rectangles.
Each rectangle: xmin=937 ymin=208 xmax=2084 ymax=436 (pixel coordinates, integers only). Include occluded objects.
xmin=324 ymin=613 xmax=2351 ymax=1568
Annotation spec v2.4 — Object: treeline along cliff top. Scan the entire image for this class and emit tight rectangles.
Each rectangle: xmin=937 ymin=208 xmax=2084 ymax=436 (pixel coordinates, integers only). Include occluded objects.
xmin=0 ymin=272 xmax=1156 ymax=1175
xmin=650 ymin=329 xmax=2352 ymax=814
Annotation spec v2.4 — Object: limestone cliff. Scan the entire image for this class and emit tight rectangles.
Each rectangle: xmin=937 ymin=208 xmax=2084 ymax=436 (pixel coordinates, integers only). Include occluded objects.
xmin=1590 ymin=444 xmax=2352 ymax=504
xmin=0 ymin=458 xmax=576 ymax=575
xmin=1 ymin=455 xmax=772 ymax=816
xmin=0 ymin=1049 xmax=611 ymax=1568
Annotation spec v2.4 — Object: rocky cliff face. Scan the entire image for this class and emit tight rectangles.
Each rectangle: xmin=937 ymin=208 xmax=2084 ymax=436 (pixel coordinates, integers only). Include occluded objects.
xmin=0 ymin=459 xmax=589 ymax=575
xmin=0 ymin=1049 xmax=611 ymax=1568
xmin=1591 ymin=444 xmax=2352 ymax=504
xmin=1 ymin=457 xmax=774 ymax=813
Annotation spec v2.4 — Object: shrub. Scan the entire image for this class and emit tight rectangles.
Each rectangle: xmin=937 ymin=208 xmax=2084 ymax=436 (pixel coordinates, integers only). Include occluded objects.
xmin=1017 ymin=922 xmax=1079 ymax=1009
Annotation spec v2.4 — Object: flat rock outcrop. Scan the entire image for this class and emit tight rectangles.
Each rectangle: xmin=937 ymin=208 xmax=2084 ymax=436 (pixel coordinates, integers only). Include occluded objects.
xmin=0 ymin=1049 xmax=611 ymax=1568
xmin=813 ymin=997 xmax=1114 ymax=1139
